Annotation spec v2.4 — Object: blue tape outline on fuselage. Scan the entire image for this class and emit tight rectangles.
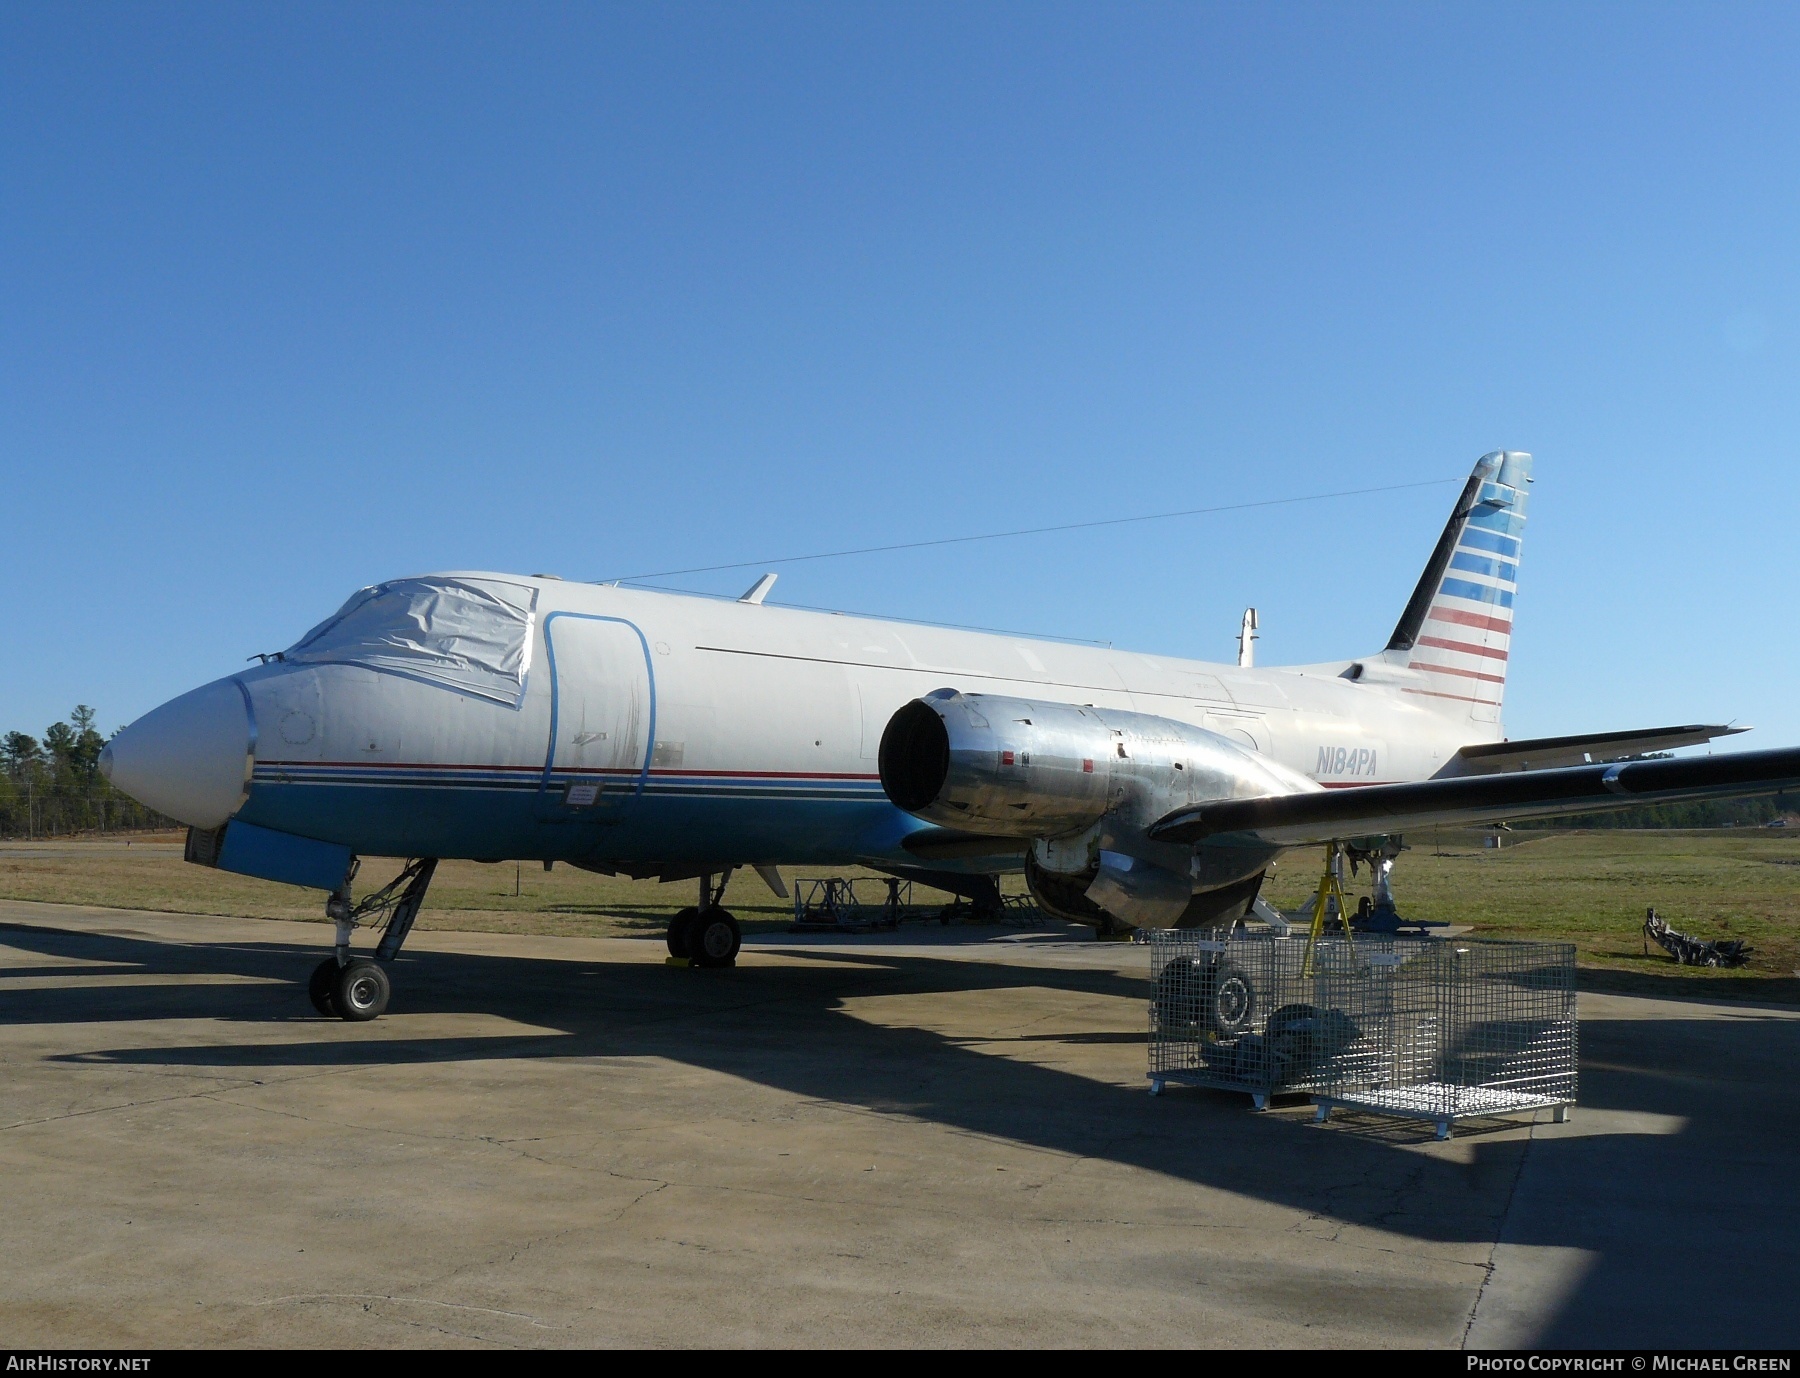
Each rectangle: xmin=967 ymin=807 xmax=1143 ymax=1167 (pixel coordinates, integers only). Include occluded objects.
xmin=539 ymin=612 xmax=658 ymax=803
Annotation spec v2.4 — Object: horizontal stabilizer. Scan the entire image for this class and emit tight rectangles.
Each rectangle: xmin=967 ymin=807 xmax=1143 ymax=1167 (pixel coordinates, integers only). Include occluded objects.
xmin=1442 ymin=724 xmax=1748 ymax=775
xmin=1148 ymin=745 xmax=1800 ymax=846
xmin=901 ymin=828 xmax=1029 ymax=863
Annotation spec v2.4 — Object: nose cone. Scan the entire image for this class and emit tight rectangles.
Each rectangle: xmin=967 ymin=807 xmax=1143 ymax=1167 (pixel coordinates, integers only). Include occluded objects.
xmin=104 ymin=679 xmax=253 ymax=828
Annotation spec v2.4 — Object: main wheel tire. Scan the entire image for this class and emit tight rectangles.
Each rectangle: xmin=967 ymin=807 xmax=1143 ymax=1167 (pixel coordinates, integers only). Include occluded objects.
xmin=688 ymin=908 xmax=741 ymax=968
xmin=333 ymin=958 xmax=391 ymax=1021
xmin=1204 ymin=959 xmax=1256 ymax=1039
xmin=308 ymin=957 xmax=341 ymax=1016
xmin=667 ymin=906 xmax=700 ymax=958
xmin=1153 ymin=959 xmax=1205 ymax=1033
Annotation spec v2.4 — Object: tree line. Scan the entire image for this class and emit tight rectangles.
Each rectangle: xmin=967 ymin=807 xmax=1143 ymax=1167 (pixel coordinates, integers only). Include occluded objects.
xmin=1512 ymin=792 xmax=1793 ymax=830
xmin=0 ymin=707 xmax=176 ymax=838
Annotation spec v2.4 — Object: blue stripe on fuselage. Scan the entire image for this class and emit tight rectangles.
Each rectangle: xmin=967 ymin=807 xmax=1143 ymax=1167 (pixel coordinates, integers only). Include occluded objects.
xmin=235 ymin=775 xmax=915 ymax=868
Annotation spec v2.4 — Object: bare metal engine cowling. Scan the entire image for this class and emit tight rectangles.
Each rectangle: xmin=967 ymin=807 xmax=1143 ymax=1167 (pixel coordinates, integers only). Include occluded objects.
xmin=878 ymin=689 xmax=1317 ymax=928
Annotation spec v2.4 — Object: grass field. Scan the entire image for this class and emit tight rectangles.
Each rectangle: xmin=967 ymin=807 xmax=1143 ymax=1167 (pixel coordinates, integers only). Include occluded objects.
xmin=3 ymin=828 xmax=1797 ymax=1002
xmin=0 ymin=834 xmax=996 ymax=940
xmin=1261 ymin=827 xmax=1800 ymax=1001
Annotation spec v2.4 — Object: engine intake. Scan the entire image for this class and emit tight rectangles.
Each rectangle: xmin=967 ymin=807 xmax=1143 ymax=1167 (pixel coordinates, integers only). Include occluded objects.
xmin=878 ymin=700 xmax=953 ymax=813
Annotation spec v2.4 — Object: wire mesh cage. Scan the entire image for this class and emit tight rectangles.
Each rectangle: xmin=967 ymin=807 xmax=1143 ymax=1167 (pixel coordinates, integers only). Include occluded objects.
xmin=1146 ymin=930 xmax=1577 ymax=1135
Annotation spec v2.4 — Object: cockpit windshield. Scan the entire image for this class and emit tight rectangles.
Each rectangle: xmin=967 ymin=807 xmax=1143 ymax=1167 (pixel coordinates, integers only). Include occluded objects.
xmin=283 ymin=577 xmax=538 ymax=706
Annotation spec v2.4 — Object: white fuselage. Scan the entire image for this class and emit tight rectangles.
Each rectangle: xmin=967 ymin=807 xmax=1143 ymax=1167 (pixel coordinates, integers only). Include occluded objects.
xmin=210 ymin=576 xmax=1495 ymax=873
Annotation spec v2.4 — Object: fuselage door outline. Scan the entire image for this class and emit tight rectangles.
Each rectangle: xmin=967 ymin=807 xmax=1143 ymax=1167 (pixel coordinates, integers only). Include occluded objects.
xmin=537 ymin=612 xmax=658 ymax=819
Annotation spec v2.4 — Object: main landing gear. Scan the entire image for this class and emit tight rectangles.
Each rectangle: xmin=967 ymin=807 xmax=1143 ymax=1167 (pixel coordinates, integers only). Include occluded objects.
xmin=666 ymin=869 xmax=741 ymax=968
xmin=308 ymin=857 xmax=437 ymax=1021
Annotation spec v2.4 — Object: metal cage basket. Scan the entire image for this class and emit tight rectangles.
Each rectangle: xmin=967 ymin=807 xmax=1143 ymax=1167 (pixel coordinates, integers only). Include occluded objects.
xmin=1146 ymin=930 xmax=1576 ymax=1132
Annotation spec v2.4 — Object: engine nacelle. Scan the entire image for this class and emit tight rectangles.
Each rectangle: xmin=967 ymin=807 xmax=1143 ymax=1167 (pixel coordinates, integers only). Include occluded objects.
xmin=879 ymin=688 xmax=1312 ymax=841
xmin=880 ymin=689 xmax=1316 ymax=928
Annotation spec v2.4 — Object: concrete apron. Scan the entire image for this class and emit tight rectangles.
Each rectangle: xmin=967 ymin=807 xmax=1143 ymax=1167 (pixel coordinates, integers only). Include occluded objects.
xmin=0 ymin=900 xmax=1794 ymax=1348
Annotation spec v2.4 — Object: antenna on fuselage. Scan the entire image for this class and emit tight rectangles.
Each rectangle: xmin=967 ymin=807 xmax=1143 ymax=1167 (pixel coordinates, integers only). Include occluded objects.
xmin=738 ymin=572 xmax=778 ymax=605
xmin=1237 ymin=608 xmax=1259 ymax=668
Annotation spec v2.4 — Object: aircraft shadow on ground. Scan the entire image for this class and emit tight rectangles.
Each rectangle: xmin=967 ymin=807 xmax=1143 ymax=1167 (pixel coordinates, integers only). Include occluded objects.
xmin=1575 ymin=965 xmax=1800 ymax=1007
xmin=5 ymin=917 xmax=1798 ymax=1346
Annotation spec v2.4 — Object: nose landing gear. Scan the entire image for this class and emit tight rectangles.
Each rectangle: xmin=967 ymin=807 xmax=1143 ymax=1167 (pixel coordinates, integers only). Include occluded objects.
xmin=308 ymin=956 xmax=392 ymax=1020
xmin=308 ymin=857 xmax=436 ymax=1021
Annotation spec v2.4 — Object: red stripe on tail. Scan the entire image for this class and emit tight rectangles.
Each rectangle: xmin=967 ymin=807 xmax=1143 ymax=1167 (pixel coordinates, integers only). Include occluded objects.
xmin=1416 ymin=635 xmax=1510 ymax=661
xmin=1425 ymin=606 xmax=1512 ymax=635
xmin=1409 ymin=660 xmax=1507 ymax=684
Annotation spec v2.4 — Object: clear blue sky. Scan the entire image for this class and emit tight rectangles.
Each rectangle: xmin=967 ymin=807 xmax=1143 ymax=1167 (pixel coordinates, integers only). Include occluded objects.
xmin=4 ymin=3 xmax=1797 ymax=749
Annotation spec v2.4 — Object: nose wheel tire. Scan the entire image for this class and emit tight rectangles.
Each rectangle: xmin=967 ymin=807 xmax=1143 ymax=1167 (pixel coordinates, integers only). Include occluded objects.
xmin=688 ymin=908 xmax=741 ymax=968
xmin=333 ymin=958 xmax=391 ymax=1021
xmin=308 ymin=958 xmax=341 ymax=1016
xmin=667 ymin=907 xmax=700 ymax=958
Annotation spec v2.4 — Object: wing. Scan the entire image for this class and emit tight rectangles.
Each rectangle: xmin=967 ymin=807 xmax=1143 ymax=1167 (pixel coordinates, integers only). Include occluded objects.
xmin=1148 ymin=745 xmax=1800 ymax=846
xmin=1441 ymin=723 xmax=1747 ymax=775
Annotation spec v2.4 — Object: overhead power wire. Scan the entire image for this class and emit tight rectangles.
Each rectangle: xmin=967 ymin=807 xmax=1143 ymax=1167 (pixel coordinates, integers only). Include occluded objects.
xmin=597 ymin=475 xmax=1462 ymax=584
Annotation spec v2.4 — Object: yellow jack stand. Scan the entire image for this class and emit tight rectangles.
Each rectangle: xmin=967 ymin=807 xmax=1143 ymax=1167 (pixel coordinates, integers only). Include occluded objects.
xmin=1302 ymin=843 xmax=1356 ymax=976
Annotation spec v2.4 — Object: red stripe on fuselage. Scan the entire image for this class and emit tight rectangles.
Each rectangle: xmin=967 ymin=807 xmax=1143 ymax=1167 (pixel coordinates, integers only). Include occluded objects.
xmin=257 ymin=759 xmax=883 ymax=781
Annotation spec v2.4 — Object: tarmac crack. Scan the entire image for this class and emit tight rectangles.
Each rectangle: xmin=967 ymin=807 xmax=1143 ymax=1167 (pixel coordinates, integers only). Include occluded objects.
xmin=207 ymin=1091 xmax=647 ymax=1162
xmin=388 ymin=1316 xmax=523 ymax=1347
xmin=253 ymin=1291 xmax=561 ymax=1331
xmin=204 ymin=1095 xmax=496 ymax=1144
xmin=0 ymin=1079 xmax=268 ymax=1132
xmin=420 ymin=1194 xmax=668 ymax=1299
xmin=1462 ymin=1119 xmax=1537 ymax=1350
xmin=1016 ymin=1130 xmax=1133 ymax=1199
xmin=434 ymin=1222 xmax=595 ymax=1287
xmin=607 ymin=1178 xmax=671 ymax=1221
xmin=1284 ymin=1211 xmax=1492 ymax=1269
xmin=1284 ymin=1158 xmax=1497 ymax=1266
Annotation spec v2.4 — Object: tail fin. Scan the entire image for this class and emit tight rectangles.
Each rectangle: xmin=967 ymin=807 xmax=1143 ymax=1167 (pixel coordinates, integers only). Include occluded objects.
xmin=1384 ymin=450 xmax=1531 ymax=724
